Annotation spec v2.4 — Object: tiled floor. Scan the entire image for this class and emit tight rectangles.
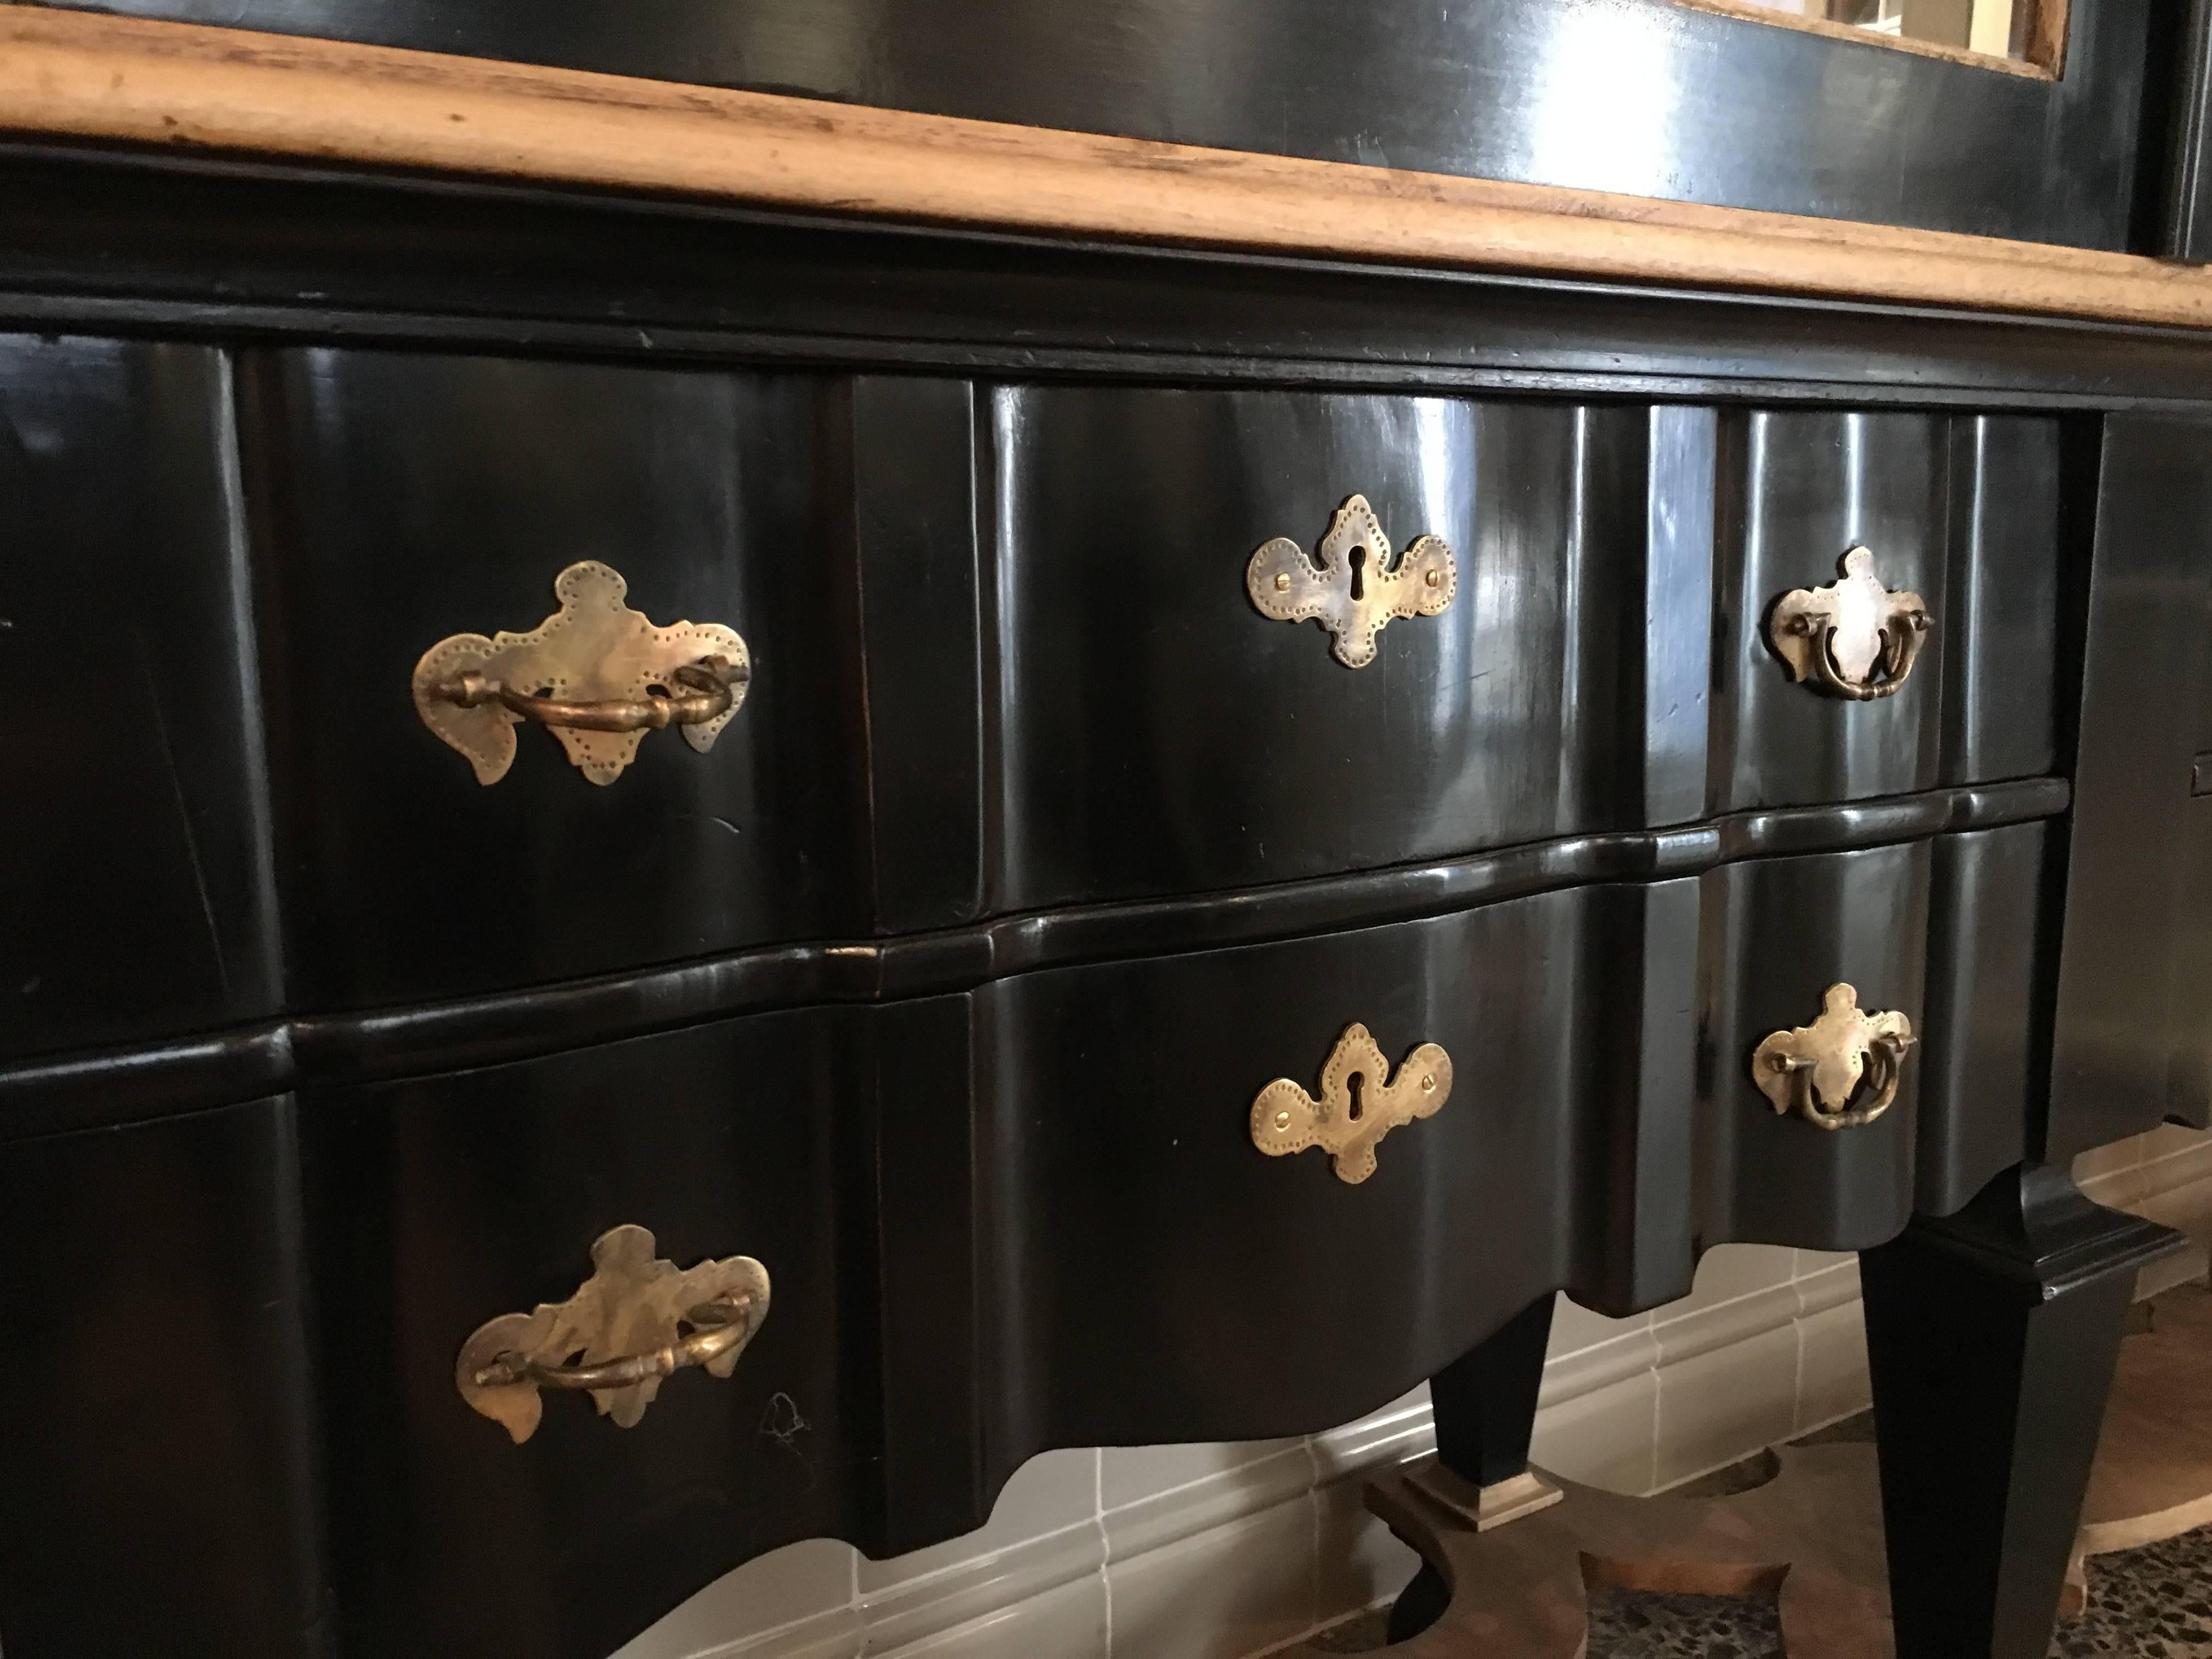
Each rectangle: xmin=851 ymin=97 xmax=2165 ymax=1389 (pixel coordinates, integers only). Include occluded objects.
xmin=1312 ymin=1412 xmax=2212 ymax=1657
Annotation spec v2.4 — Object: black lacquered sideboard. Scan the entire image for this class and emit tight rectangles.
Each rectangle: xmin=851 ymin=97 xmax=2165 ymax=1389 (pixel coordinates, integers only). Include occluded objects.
xmin=5 ymin=8 xmax=2212 ymax=1658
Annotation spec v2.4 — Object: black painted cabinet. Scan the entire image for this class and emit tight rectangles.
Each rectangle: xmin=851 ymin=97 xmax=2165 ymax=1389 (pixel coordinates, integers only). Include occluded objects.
xmin=0 ymin=337 xmax=280 ymax=1062
xmin=0 ymin=159 xmax=2187 ymax=1659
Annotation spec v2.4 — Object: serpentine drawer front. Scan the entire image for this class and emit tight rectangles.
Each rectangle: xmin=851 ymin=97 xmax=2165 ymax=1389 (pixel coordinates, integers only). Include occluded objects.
xmin=245 ymin=349 xmax=874 ymax=1009
xmin=302 ymin=1008 xmax=877 ymax=1659
xmin=993 ymin=390 xmax=2060 ymax=909
xmin=0 ymin=335 xmax=280 ymax=1063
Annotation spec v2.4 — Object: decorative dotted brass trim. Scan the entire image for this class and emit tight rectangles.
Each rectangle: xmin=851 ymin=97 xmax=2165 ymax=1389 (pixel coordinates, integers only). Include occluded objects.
xmin=1250 ymin=1022 xmax=1453 ymax=1183
xmin=413 ymin=560 xmax=749 ymax=786
xmin=1246 ymin=494 xmax=1457 ymax=668
xmin=1752 ymin=983 xmax=1916 ymax=1131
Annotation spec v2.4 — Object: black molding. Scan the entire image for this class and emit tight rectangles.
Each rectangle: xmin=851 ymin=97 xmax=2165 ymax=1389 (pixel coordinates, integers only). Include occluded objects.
xmin=0 ymin=776 xmax=2068 ymax=1138
xmin=12 ymin=150 xmax=2212 ymax=413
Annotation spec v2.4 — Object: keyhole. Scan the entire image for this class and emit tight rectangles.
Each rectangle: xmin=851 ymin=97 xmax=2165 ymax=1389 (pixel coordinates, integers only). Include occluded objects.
xmin=1347 ymin=1072 xmax=1365 ymax=1121
xmin=1348 ymin=545 xmax=1368 ymax=602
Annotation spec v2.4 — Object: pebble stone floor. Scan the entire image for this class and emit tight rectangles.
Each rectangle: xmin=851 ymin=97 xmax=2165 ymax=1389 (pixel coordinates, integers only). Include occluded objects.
xmin=1310 ymin=1528 xmax=2212 ymax=1655
xmin=1310 ymin=1410 xmax=2212 ymax=1656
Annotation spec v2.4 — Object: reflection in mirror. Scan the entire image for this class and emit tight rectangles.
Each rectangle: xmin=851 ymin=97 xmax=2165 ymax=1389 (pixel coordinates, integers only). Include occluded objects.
xmin=1725 ymin=0 xmax=2057 ymax=69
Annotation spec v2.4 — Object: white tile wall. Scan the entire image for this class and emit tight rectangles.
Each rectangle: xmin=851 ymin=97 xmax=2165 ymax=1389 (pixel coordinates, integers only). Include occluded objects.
xmin=613 ymin=1132 xmax=2212 ymax=1659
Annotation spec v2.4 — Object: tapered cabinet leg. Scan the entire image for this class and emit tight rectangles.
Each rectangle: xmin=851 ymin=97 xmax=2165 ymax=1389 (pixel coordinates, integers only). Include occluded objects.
xmin=1860 ymin=1163 xmax=2183 ymax=1659
xmin=1387 ymin=1291 xmax=1556 ymax=1641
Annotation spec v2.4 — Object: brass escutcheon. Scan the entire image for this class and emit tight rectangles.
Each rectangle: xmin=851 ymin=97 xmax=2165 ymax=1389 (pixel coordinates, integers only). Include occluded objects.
xmin=414 ymin=560 xmax=751 ymax=786
xmin=1250 ymin=1023 xmax=1454 ymax=1183
xmin=1246 ymin=494 xmax=1457 ymax=668
xmin=455 ymin=1224 xmax=770 ymax=1443
xmin=1752 ymin=983 xmax=1916 ymax=1131
xmin=1767 ymin=546 xmax=1932 ymax=701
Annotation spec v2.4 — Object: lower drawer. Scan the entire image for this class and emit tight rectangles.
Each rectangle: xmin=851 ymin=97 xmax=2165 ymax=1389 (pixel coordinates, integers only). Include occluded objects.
xmin=0 ymin=1099 xmax=325 ymax=1659
xmin=289 ymin=827 xmax=2042 ymax=1656
xmin=302 ymin=1010 xmax=883 ymax=1659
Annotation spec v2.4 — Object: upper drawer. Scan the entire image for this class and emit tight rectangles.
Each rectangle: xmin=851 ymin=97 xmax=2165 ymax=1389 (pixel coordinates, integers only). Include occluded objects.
xmin=0 ymin=336 xmax=279 ymax=1063
xmin=246 ymin=349 xmax=877 ymax=1009
xmin=991 ymin=390 xmax=2062 ymax=911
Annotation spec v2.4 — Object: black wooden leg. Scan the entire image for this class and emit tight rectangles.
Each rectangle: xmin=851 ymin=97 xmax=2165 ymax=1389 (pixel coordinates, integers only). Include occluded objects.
xmin=1860 ymin=1163 xmax=2183 ymax=1659
xmin=1387 ymin=1291 xmax=1556 ymax=1641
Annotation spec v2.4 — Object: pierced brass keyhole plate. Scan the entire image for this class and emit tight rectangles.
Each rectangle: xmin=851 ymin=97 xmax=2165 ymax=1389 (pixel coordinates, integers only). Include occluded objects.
xmin=1250 ymin=1023 xmax=1453 ymax=1183
xmin=1247 ymin=494 xmax=1457 ymax=668
xmin=414 ymin=560 xmax=751 ymax=786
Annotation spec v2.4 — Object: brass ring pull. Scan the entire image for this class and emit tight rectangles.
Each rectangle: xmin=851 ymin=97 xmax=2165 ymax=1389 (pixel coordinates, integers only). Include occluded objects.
xmin=469 ymin=1285 xmax=760 ymax=1395
xmin=1752 ymin=983 xmax=1917 ymax=1131
xmin=456 ymin=1224 xmax=771 ymax=1444
xmin=1768 ymin=547 xmax=1931 ymax=701
xmin=413 ymin=560 xmax=751 ymax=786
xmin=432 ymin=654 xmax=744 ymax=733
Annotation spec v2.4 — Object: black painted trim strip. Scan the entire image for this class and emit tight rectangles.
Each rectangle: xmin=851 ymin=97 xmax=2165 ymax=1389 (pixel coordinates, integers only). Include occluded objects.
xmin=14 ymin=148 xmax=2212 ymax=414
xmin=0 ymin=776 xmax=2068 ymax=1139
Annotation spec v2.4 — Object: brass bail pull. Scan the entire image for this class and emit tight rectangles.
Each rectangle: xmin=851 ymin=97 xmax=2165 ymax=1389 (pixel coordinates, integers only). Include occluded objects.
xmin=455 ymin=1224 xmax=772 ymax=1444
xmin=470 ymin=1287 xmax=761 ymax=1394
xmin=1752 ymin=983 xmax=1917 ymax=1131
xmin=1768 ymin=546 xmax=1932 ymax=701
xmin=412 ymin=560 xmax=752 ymax=786
xmin=433 ymin=653 xmax=746 ymax=733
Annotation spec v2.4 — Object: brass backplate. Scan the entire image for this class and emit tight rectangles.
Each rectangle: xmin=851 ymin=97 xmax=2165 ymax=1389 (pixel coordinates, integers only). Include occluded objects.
xmin=1250 ymin=1022 xmax=1453 ymax=1183
xmin=414 ymin=560 xmax=749 ymax=786
xmin=1752 ymin=983 xmax=1916 ymax=1130
xmin=455 ymin=1223 xmax=770 ymax=1443
xmin=1768 ymin=546 xmax=1931 ymax=699
xmin=1247 ymin=494 xmax=1457 ymax=668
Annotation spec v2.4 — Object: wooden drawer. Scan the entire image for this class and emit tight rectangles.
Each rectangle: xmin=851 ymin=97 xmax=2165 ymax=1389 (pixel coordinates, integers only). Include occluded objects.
xmin=1711 ymin=409 xmax=2061 ymax=810
xmin=990 ymin=386 xmax=1666 ymax=910
xmin=0 ymin=1099 xmax=324 ymax=1659
xmin=990 ymin=388 xmax=2062 ymax=910
xmin=300 ymin=1006 xmax=907 ymax=1659
xmin=245 ymin=348 xmax=877 ymax=1009
xmin=972 ymin=830 xmax=2035 ymax=1453
xmin=0 ymin=336 xmax=279 ymax=1062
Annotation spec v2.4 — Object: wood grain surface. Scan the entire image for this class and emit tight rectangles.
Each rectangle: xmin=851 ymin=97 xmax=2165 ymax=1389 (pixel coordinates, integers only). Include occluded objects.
xmin=0 ymin=10 xmax=2209 ymax=328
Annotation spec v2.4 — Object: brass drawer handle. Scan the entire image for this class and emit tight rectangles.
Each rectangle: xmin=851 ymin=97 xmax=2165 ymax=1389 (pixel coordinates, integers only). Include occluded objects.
xmin=1250 ymin=1022 xmax=1453 ymax=1183
xmin=456 ymin=1224 xmax=771 ymax=1444
xmin=433 ymin=654 xmax=742 ymax=734
xmin=413 ymin=560 xmax=751 ymax=787
xmin=1768 ymin=546 xmax=1931 ymax=701
xmin=1753 ymin=983 xmax=1916 ymax=1131
xmin=1248 ymin=494 xmax=1457 ymax=668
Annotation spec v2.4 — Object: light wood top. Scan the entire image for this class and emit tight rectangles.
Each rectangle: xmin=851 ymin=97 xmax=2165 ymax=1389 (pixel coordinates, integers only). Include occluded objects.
xmin=0 ymin=8 xmax=2208 ymax=331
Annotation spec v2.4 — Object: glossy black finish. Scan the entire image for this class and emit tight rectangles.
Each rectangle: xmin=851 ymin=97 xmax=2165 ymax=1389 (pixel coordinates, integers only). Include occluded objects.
xmin=2049 ymin=413 xmax=2212 ymax=1159
xmin=1918 ymin=825 xmax=2050 ymax=1214
xmin=25 ymin=148 xmax=2212 ymax=414
xmin=2158 ymin=0 xmax=2212 ymax=261
xmin=304 ymin=1010 xmax=879 ymax=1659
xmin=1698 ymin=843 xmax=1929 ymax=1250
xmin=1430 ymin=1292 xmax=1556 ymax=1489
xmin=0 ymin=778 xmax=2070 ymax=1143
xmin=42 ymin=0 xmax=2154 ymax=247
xmin=0 ymin=335 xmax=279 ymax=1061
xmin=994 ymin=391 xmax=1663 ymax=906
xmin=0 ymin=1098 xmax=329 ymax=1657
xmin=240 ymin=348 xmax=875 ymax=1008
xmin=1861 ymin=1164 xmax=2183 ymax=1659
